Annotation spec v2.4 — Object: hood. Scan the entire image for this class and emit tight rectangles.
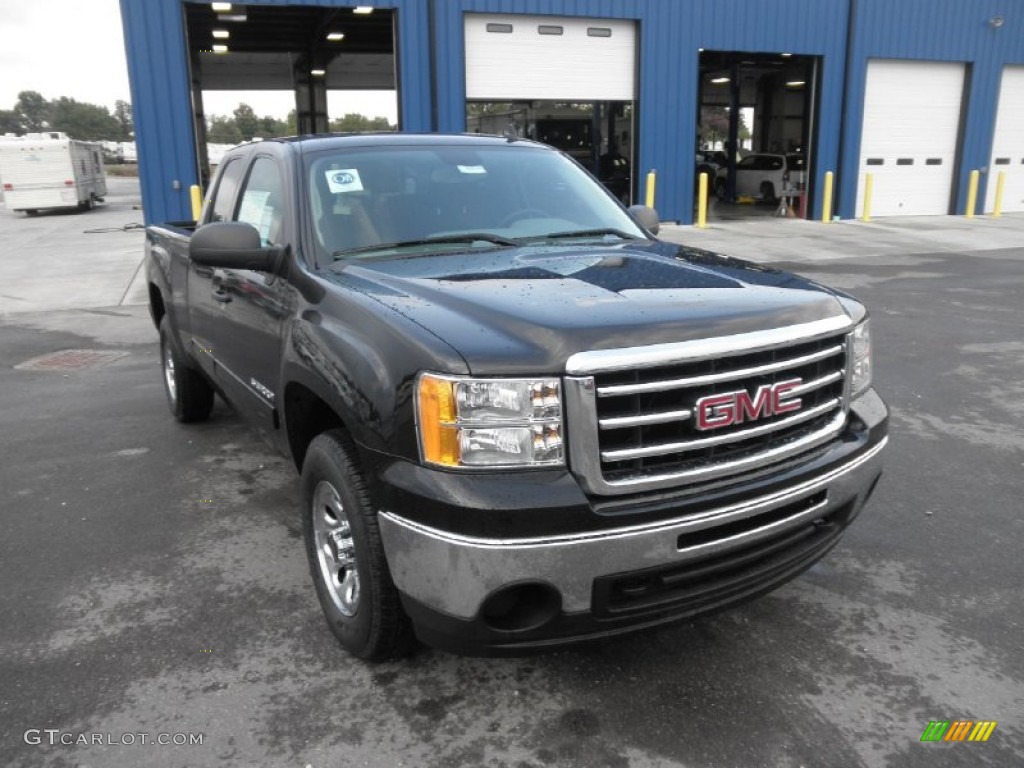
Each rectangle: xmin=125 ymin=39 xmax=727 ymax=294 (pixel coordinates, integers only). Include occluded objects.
xmin=322 ymin=240 xmax=851 ymax=375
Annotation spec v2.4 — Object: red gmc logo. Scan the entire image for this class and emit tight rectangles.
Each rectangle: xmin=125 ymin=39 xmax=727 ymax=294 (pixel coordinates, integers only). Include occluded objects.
xmin=695 ymin=378 xmax=803 ymax=431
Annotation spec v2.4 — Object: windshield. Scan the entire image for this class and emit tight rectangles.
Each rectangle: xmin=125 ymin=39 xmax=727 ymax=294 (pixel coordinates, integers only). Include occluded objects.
xmin=304 ymin=143 xmax=648 ymax=261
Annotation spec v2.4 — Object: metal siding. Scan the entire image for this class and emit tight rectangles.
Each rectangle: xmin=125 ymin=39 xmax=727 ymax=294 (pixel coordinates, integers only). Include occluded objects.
xmin=638 ymin=3 xmax=691 ymax=224
xmin=838 ymin=0 xmax=1024 ymax=218
xmin=120 ymin=0 xmax=200 ymax=223
xmin=393 ymin=1 xmax=433 ymax=131
xmin=120 ymin=0 xmax=1024 ymax=225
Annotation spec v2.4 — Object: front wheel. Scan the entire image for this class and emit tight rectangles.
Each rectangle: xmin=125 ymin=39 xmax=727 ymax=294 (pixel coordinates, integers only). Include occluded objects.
xmin=302 ymin=430 xmax=414 ymax=660
xmin=159 ymin=316 xmax=214 ymax=422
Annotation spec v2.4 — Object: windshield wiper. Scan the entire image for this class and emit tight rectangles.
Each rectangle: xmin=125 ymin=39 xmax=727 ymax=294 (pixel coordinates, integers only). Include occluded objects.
xmin=528 ymin=228 xmax=643 ymax=242
xmin=333 ymin=233 xmax=520 ymax=259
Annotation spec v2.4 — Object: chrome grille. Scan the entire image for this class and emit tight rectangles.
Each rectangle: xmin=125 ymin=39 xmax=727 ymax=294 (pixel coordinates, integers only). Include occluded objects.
xmin=564 ymin=317 xmax=853 ymax=495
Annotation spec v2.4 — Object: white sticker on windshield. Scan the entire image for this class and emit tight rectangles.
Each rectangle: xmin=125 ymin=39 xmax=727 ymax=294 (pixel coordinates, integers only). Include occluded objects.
xmin=325 ymin=168 xmax=364 ymax=193
xmin=457 ymin=165 xmax=487 ymax=175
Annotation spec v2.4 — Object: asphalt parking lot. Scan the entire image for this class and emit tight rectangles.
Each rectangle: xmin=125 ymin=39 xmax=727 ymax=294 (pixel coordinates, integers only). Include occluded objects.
xmin=1 ymin=185 xmax=1022 ymax=767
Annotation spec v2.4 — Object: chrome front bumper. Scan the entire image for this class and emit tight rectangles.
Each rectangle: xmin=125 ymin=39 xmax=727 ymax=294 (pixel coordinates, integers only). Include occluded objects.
xmin=378 ymin=434 xmax=888 ymax=620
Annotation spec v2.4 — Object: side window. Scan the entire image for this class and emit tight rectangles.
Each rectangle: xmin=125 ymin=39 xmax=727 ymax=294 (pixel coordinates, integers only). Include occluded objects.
xmin=234 ymin=156 xmax=285 ymax=246
xmin=208 ymin=158 xmax=246 ymax=223
xmin=738 ymin=155 xmax=758 ymax=169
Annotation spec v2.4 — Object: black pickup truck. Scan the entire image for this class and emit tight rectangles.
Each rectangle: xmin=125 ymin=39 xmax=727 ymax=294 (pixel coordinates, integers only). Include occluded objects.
xmin=146 ymin=134 xmax=887 ymax=659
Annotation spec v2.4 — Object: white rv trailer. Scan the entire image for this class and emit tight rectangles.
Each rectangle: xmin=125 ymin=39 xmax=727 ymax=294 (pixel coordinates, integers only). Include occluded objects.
xmin=0 ymin=132 xmax=107 ymax=214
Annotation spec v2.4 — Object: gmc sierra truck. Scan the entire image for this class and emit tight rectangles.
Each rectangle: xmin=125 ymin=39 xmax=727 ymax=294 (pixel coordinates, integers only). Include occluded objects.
xmin=146 ymin=134 xmax=887 ymax=659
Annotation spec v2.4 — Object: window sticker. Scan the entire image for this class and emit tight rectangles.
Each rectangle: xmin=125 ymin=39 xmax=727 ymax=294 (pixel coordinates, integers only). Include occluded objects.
xmin=237 ymin=190 xmax=270 ymax=228
xmin=237 ymin=190 xmax=272 ymax=240
xmin=325 ymin=168 xmax=364 ymax=193
xmin=457 ymin=165 xmax=487 ymax=175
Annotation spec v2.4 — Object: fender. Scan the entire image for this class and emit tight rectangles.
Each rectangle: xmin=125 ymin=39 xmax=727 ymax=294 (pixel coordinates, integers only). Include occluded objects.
xmin=279 ymin=294 xmax=469 ymax=464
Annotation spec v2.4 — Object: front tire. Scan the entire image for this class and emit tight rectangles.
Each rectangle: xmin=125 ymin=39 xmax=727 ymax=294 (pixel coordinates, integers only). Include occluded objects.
xmin=301 ymin=430 xmax=414 ymax=660
xmin=159 ymin=316 xmax=214 ymax=422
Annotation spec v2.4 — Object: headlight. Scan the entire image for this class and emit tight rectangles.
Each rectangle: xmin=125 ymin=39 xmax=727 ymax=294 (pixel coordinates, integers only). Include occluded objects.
xmin=416 ymin=374 xmax=564 ymax=468
xmin=849 ymin=320 xmax=872 ymax=398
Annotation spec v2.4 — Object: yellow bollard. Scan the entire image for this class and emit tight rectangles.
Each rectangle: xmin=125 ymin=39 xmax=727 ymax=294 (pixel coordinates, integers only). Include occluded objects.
xmin=821 ymin=171 xmax=834 ymax=223
xmin=645 ymin=170 xmax=656 ymax=208
xmin=965 ymin=170 xmax=979 ymax=218
xmin=993 ymin=171 xmax=1006 ymax=218
xmin=697 ymin=172 xmax=708 ymax=229
xmin=862 ymin=173 xmax=874 ymax=222
xmin=190 ymin=184 xmax=203 ymax=221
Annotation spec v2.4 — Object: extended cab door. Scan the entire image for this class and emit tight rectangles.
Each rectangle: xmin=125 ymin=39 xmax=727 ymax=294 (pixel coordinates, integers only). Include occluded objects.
xmin=189 ymin=154 xmax=293 ymax=438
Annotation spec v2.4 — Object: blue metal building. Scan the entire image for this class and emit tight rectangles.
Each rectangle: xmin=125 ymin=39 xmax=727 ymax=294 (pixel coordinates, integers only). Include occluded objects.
xmin=119 ymin=0 xmax=1024 ymax=226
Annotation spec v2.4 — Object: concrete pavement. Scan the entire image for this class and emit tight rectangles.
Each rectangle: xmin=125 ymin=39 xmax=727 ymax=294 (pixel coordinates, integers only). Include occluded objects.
xmin=0 ymin=177 xmax=148 ymax=316
xmin=659 ymin=211 xmax=1024 ymax=263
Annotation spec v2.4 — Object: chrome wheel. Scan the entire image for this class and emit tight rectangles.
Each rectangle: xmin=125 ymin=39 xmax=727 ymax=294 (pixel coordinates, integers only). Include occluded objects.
xmin=312 ymin=480 xmax=360 ymax=617
xmin=163 ymin=343 xmax=177 ymax=404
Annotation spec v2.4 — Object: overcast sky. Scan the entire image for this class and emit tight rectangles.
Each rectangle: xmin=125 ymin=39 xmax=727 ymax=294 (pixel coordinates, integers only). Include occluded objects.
xmin=0 ymin=0 xmax=398 ymax=123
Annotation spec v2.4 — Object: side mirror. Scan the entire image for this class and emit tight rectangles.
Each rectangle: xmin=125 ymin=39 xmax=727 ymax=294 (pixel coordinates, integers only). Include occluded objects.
xmin=189 ymin=221 xmax=284 ymax=272
xmin=628 ymin=205 xmax=660 ymax=236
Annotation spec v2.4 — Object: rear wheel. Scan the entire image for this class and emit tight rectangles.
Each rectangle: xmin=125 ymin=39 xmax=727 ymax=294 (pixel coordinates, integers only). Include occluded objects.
xmin=302 ymin=430 xmax=414 ymax=660
xmin=159 ymin=316 xmax=214 ymax=422
xmin=760 ymin=181 xmax=777 ymax=202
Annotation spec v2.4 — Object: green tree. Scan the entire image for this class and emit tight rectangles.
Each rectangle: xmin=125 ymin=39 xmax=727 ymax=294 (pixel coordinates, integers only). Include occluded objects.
xmin=206 ymin=115 xmax=243 ymax=144
xmin=256 ymin=114 xmax=288 ymax=139
xmin=0 ymin=109 xmax=22 ymax=135
xmin=114 ymin=100 xmax=134 ymax=141
xmin=285 ymin=109 xmax=297 ymax=135
xmin=15 ymin=90 xmax=49 ymax=131
xmin=328 ymin=113 xmax=395 ymax=132
xmin=232 ymin=103 xmax=260 ymax=141
xmin=48 ymin=97 xmax=120 ymax=140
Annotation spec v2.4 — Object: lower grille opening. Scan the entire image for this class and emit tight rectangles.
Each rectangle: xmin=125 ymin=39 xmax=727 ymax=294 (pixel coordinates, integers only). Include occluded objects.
xmin=592 ymin=500 xmax=851 ymax=619
xmin=676 ymin=490 xmax=827 ymax=550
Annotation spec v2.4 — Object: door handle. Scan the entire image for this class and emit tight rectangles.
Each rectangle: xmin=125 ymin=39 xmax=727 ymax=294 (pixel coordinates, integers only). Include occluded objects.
xmin=212 ymin=289 xmax=232 ymax=304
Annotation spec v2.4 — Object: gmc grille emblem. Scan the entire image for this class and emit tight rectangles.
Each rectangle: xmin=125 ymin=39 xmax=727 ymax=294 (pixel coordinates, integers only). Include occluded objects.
xmin=695 ymin=378 xmax=803 ymax=431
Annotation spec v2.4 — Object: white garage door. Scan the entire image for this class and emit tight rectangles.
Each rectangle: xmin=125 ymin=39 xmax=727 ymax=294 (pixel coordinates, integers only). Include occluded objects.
xmin=985 ymin=66 xmax=1024 ymax=214
xmin=856 ymin=60 xmax=965 ymax=217
xmin=464 ymin=14 xmax=636 ymax=101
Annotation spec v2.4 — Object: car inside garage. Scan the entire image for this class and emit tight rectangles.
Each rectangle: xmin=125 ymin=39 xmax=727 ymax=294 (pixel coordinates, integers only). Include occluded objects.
xmin=698 ymin=50 xmax=818 ymax=219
